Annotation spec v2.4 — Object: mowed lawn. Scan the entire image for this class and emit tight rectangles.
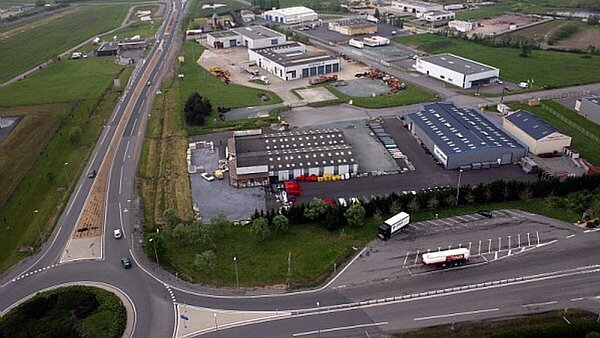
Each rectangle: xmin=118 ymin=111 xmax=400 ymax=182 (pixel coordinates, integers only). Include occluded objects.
xmin=394 ymin=34 xmax=600 ymax=88
xmin=326 ymin=84 xmax=435 ymax=109
xmin=0 ymin=4 xmax=129 ymax=83
xmin=0 ymin=58 xmax=123 ymax=106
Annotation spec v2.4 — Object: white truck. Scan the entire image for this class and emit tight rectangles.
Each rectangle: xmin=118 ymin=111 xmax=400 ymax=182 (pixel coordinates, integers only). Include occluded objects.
xmin=349 ymin=38 xmax=364 ymax=49
xmin=422 ymin=248 xmax=470 ymax=267
xmin=363 ymin=36 xmax=390 ymax=47
xmin=377 ymin=212 xmax=410 ymax=240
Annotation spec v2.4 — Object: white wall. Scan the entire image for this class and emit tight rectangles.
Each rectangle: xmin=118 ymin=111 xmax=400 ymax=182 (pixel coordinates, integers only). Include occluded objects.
xmin=464 ymin=68 xmax=500 ymax=88
xmin=414 ymin=59 xmax=465 ymax=88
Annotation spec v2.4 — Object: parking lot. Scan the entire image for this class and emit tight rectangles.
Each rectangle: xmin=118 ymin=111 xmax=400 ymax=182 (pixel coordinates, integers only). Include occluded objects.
xmin=298 ymin=22 xmax=411 ymax=44
xmin=330 ymin=209 xmax=577 ymax=288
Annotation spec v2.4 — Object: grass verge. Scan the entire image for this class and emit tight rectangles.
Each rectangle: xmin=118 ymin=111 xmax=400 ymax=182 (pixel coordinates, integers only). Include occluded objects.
xmin=326 ymin=84 xmax=436 ymax=109
xmin=394 ymin=34 xmax=600 ymax=89
xmin=394 ymin=309 xmax=600 ymax=338
xmin=0 ymin=58 xmax=131 ymax=272
xmin=509 ymin=101 xmax=600 ymax=166
xmin=0 ymin=285 xmax=126 ymax=338
xmin=0 ymin=4 xmax=130 ymax=83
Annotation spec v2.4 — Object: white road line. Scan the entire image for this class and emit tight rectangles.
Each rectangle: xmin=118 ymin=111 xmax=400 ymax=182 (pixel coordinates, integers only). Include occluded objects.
xmin=403 ymin=252 xmax=409 ymax=267
xmin=131 ymin=118 xmax=138 ymax=136
xmin=292 ymin=322 xmax=388 ymax=337
xmin=122 ymin=140 xmax=130 ymax=163
xmin=414 ymin=250 xmax=420 ymax=265
xmin=118 ymin=202 xmax=126 ymax=238
xmin=89 ymin=151 xmax=99 ymax=169
xmin=570 ymin=297 xmax=584 ymax=302
xmin=583 ymin=228 xmax=600 ymax=233
xmin=66 ymin=184 xmax=83 ymax=216
xmin=119 ymin=166 xmax=124 ymax=195
xmin=414 ymin=308 xmax=499 ymax=321
xmin=100 ymin=126 xmax=111 ymax=144
xmin=522 ymin=301 xmax=557 ymax=308
xmin=566 ymin=234 xmax=575 ymax=239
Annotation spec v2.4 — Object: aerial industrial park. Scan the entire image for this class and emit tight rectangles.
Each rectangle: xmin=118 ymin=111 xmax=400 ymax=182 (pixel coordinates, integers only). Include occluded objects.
xmin=1 ymin=0 xmax=600 ymax=337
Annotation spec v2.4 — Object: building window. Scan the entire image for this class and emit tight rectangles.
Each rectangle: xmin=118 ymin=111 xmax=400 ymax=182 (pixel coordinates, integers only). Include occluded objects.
xmin=271 ymin=39 xmax=278 ymax=45
xmin=310 ymin=67 xmax=317 ymax=76
xmin=318 ymin=66 xmax=325 ymax=75
xmin=302 ymin=68 xmax=309 ymax=77
xmin=325 ymin=64 xmax=332 ymax=73
xmin=332 ymin=63 xmax=339 ymax=72
xmin=440 ymin=75 xmax=445 ymax=79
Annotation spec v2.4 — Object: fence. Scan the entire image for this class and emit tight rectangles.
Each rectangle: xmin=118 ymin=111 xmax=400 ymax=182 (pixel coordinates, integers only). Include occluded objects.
xmin=540 ymin=102 xmax=600 ymax=143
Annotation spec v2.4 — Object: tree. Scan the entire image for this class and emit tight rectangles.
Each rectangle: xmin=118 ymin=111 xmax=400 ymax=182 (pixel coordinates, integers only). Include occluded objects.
xmin=304 ymin=198 xmax=329 ymax=221
xmin=172 ymin=223 xmax=192 ymax=242
xmin=407 ymin=198 xmax=420 ymax=213
xmin=588 ymin=15 xmax=599 ymax=26
xmin=394 ymin=17 xmax=404 ymax=28
xmin=427 ymin=196 xmax=439 ymax=210
xmin=373 ymin=8 xmax=381 ymax=20
xmin=161 ymin=209 xmax=180 ymax=232
xmin=272 ymin=215 xmax=289 ymax=234
xmin=184 ymin=92 xmax=211 ymax=126
xmin=389 ymin=200 xmax=401 ymax=215
xmin=519 ymin=40 xmax=532 ymax=57
xmin=250 ymin=217 xmax=271 ymax=241
xmin=344 ymin=204 xmax=366 ymax=227
xmin=35 ymin=0 xmax=46 ymax=7
xmin=194 ymin=250 xmax=216 ymax=273
xmin=68 ymin=126 xmax=82 ymax=145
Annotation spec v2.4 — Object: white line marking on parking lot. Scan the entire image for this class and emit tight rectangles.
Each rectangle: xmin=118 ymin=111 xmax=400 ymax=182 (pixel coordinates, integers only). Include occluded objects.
xmin=488 ymin=239 xmax=492 ymax=253
xmin=522 ymin=301 xmax=557 ymax=308
xmin=438 ymin=219 xmax=454 ymax=227
xmin=403 ymin=252 xmax=409 ymax=268
xmin=536 ymin=231 xmax=540 ymax=245
xmin=527 ymin=232 xmax=531 ymax=247
xmin=455 ymin=216 xmax=469 ymax=222
xmin=414 ymin=308 xmax=499 ymax=321
xmin=414 ymin=250 xmax=420 ymax=265
xmin=478 ymin=240 xmax=481 ymax=255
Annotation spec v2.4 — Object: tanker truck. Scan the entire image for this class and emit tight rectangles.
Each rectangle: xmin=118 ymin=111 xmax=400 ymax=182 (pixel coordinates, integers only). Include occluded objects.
xmin=422 ymin=248 xmax=470 ymax=267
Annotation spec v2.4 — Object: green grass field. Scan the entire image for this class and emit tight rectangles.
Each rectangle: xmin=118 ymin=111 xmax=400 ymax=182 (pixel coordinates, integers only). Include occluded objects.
xmin=326 ymin=84 xmax=436 ymax=109
xmin=455 ymin=1 xmax=552 ymax=20
xmin=189 ymin=0 xmax=247 ymax=18
xmin=0 ymin=4 xmax=129 ymax=83
xmin=0 ymin=58 xmax=130 ymax=272
xmin=179 ymin=42 xmax=282 ymax=134
xmin=509 ymin=101 xmax=600 ymax=166
xmin=0 ymin=286 xmax=126 ymax=338
xmin=394 ymin=34 xmax=600 ymax=88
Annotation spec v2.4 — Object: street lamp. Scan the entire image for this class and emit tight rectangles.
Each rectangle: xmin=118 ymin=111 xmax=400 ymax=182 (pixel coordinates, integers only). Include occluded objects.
xmin=149 ymin=238 xmax=159 ymax=269
xmin=33 ymin=209 xmax=43 ymax=242
xmin=233 ymin=256 xmax=239 ymax=289
xmin=62 ymin=162 xmax=69 ymax=188
xmin=455 ymin=169 xmax=463 ymax=206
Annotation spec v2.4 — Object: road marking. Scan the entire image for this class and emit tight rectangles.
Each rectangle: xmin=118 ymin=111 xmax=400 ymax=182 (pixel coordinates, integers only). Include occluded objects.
xmin=89 ymin=151 xmax=99 ymax=169
xmin=566 ymin=234 xmax=575 ymax=239
xmin=455 ymin=216 xmax=469 ymax=222
xmin=122 ymin=139 xmax=130 ymax=163
xmin=414 ymin=308 xmax=499 ymax=321
xmin=118 ymin=202 xmax=126 ymax=238
xmin=403 ymin=252 xmax=409 ymax=267
xmin=66 ymin=184 xmax=83 ymax=216
xmin=414 ymin=250 xmax=420 ymax=265
xmin=522 ymin=301 xmax=557 ymax=308
xmin=583 ymin=228 xmax=600 ymax=233
xmin=292 ymin=322 xmax=388 ymax=337
xmin=438 ymin=219 xmax=454 ymax=227
xmin=131 ymin=118 xmax=138 ymax=136
xmin=100 ymin=126 xmax=111 ymax=144
xmin=570 ymin=297 xmax=584 ymax=302
xmin=119 ymin=166 xmax=124 ymax=195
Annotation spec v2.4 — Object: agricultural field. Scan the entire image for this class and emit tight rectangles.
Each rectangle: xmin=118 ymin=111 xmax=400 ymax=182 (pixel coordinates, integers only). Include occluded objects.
xmin=0 ymin=58 xmax=130 ymax=272
xmin=455 ymin=1 xmax=560 ymax=20
xmin=179 ymin=42 xmax=282 ymax=135
xmin=557 ymin=27 xmax=600 ymax=50
xmin=505 ymin=19 xmax=567 ymax=43
xmin=189 ymin=0 xmax=247 ymax=18
xmin=395 ymin=34 xmax=600 ymax=89
xmin=0 ymin=3 xmax=129 ymax=83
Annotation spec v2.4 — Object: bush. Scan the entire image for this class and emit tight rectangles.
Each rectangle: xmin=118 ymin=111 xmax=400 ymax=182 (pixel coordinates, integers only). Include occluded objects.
xmin=250 ymin=217 xmax=271 ymax=242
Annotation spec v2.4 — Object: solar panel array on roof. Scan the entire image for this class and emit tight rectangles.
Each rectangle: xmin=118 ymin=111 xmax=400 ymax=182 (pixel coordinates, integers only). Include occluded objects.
xmin=409 ymin=102 xmax=522 ymax=156
xmin=505 ymin=109 xmax=558 ymax=140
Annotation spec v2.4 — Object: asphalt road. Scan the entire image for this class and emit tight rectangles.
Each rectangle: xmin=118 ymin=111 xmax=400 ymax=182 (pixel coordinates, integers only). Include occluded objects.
xmin=1 ymin=5 xmax=600 ymax=338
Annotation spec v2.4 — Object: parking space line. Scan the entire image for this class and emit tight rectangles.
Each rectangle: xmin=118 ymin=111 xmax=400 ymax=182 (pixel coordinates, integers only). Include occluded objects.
xmin=403 ymin=252 xmax=409 ymax=268
xmin=414 ymin=250 xmax=420 ymax=265
xmin=454 ymin=216 xmax=470 ymax=222
xmin=437 ymin=219 xmax=455 ymax=227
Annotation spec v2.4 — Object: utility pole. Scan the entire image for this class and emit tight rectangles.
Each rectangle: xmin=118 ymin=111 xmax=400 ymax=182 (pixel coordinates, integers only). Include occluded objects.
xmin=233 ymin=256 xmax=239 ymax=289
xmin=287 ymin=251 xmax=291 ymax=288
xmin=33 ymin=209 xmax=43 ymax=242
xmin=455 ymin=169 xmax=463 ymax=206
xmin=149 ymin=238 xmax=159 ymax=269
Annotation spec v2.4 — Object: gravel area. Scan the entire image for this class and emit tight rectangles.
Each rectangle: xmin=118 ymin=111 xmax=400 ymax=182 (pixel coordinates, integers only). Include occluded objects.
xmin=335 ymin=78 xmax=391 ymax=97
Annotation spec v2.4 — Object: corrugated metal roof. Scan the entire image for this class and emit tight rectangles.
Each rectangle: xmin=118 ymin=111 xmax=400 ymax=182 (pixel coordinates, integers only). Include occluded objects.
xmin=505 ymin=109 xmax=558 ymax=140
xmin=408 ymin=102 xmax=523 ymax=156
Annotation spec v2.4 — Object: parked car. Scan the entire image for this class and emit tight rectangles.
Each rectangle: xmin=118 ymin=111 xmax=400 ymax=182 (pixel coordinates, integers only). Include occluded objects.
xmin=518 ymin=82 xmax=528 ymax=88
xmin=477 ymin=210 xmax=493 ymax=218
xmin=113 ymin=229 xmax=122 ymax=239
xmin=88 ymin=170 xmax=97 ymax=179
xmin=121 ymin=256 xmax=132 ymax=269
xmin=200 ymin=172 xmax=215 ymax=181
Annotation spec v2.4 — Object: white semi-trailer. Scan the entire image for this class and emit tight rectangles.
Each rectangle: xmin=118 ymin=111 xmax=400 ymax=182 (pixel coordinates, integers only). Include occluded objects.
xmin=349 ymin=38 xmax=364 ymax=49
xmin=422 ymin=248 xmax=470 ymax=267
xmin=377 ymin=212 xmax=410 ymax=240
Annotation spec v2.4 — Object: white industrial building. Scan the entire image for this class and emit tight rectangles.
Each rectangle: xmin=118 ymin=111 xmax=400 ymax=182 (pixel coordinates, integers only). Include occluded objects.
xmin=575 ymin=96 xmax=600 ymax=125
xmin=206 ymin=26 xmax=286 ymax=49
xmin=413 ymin=53 xmax=500 ymax=89
xmin=262 ymin=6 xmax=318 ymax=25
xmin=227 ymin=129 xmax=358 ymax=187
xmin=422 ymin=10 xmax=455 ymax=22
xmin=503 ymin=110 xmax=572 ymax=155
xmin=391 ymin=0 xmax=443 ymax=17
xmin=248 ymin=42 xmax=340 ymax=81
xmin=448 ymin=20 xmax=474 ymax=32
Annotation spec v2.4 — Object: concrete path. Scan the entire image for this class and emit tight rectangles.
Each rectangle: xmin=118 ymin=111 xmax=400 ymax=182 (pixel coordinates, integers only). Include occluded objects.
xmin=59 ymin=236 xmax=102 ymax=263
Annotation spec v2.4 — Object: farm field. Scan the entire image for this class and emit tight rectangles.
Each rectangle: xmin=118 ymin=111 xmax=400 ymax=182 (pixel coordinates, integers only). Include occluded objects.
xmin=189 ymin=0 xmax=247 ymax=18
xmin=179 ymin=42 xmax=282 ymax=135
xmin=0 ymin=3 xmax=129 ymax=83
xmin=455 ymin=1 xmax=555 ymax=20
xmin=0 ymin=58 xmax=130 ymax=272
xmin=557 ymin=27 xmax=600 ymax=49
xmin=505 ymin=19 xmax=566 ymax=43
xmin=394 ymin=34 xmax=600 ymax=88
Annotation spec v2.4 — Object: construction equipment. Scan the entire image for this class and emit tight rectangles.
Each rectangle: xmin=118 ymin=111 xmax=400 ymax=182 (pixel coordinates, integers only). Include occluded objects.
xmin=210 ymin=67 xmax=231 ymax=84
xmin=308 ymin=74 xmax=338 ymax=85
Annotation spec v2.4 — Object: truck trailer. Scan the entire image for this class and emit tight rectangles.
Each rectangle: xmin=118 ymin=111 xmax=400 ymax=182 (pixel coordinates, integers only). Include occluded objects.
xmin=422 ymin=248 xmax=470 ymax=267
xmin=377 ymin=212 xmax=410 ymax=240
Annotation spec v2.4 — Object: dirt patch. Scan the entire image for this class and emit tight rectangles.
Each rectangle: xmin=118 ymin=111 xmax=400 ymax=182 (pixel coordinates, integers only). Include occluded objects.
xmin=470 ymin=14 xmax=543 ymax=37
xmin=557 ymin=27 xmax=600 ymax=49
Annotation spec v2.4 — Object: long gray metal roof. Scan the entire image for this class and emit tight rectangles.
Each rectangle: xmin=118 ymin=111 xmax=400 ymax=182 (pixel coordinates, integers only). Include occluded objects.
xmin=408 ymin=102 xmax=524 ymax=156
xmin=505 ymin=109 xmax=559 ymax=140
xmin=419 ymin=53 xmax=498 ymax=75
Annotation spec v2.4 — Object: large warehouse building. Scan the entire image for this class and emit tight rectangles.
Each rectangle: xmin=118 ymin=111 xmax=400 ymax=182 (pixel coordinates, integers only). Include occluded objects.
xmin=227 ymin=129 xmax=359 ymax=188
xmin=248 ymin=42 xmax=340 ymax=81
xmin=575 ymin=96 xmax=600 ymax=125
xmin=406 ymin=102 xmax=527 ymax=170
xmin=391 ymin=0 xmax=443 ymax=17
xmin=262 ymin=6 xmax=318 ymax=24
xmin=413 ymin=53 xmax=500 ymax=89
xmin=503 ymin=110 xmax=572 ymax=155
xmin=206 ymin=26 xmax=286 ymax=49
xmin=328 ymin=19 xmax=378 ymax=36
